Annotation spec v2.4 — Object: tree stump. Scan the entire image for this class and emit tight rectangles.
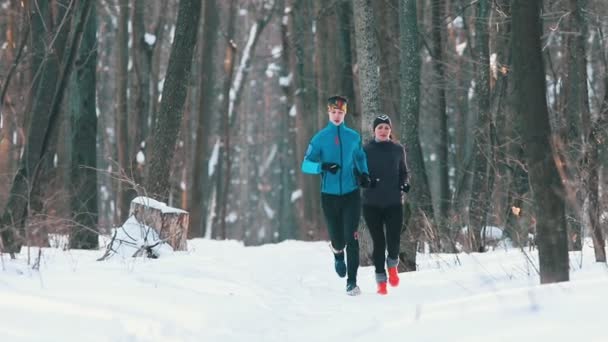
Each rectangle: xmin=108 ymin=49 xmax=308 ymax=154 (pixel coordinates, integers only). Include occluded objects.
xmin=129 ymin=197 xmax=189 ymax=251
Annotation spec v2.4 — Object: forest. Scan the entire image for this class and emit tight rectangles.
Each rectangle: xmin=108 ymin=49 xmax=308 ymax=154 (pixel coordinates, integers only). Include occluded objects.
xmin=0 ymin=0 xmax=606 ymax=284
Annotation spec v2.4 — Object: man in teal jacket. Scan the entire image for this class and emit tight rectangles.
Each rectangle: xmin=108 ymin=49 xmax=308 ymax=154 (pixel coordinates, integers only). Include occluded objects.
xmin=301 ymin=95 xmax=371 ymax=296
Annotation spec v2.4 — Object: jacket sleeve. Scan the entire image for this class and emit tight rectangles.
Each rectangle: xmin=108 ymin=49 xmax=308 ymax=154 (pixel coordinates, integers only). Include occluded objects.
xmin=301 ymin=140 xmax=322 ymax=174
xmin=399 ymin=144 xmax=409 ymax=185
xmin=354 ymin=138 xmax=369 ymax=174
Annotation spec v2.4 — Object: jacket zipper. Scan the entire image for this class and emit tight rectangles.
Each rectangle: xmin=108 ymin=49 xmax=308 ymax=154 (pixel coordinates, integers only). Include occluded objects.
xmin=338 ymin=125 xmax=343 ymax=195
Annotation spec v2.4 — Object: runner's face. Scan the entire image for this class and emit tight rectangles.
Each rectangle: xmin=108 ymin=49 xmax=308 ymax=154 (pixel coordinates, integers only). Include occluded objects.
xmin=328 ymin=108 xmax=346 ymax=125
xmin=374 ymin=123 xmax=391 ymax=141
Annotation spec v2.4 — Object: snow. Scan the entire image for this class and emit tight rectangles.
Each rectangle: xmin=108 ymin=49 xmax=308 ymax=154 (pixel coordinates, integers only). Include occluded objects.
xmin=289 ymin=104 xmax=296 ymax=117
xmin=102 ymin=216 xmax=174 ymax=259
xmin=229 ymin=23 xmax=260 ymax=119
xmin=291 ymin=189 xmax=302 ymax=202
xmin=279 ymin=73 xmax=292 ymax=87
xmin=136 ymin=150 xmax=145 ymax=165
xmin=271 ymin=45 xmax=282 ymax=58
xmin=144 ymin=33 xmax=157 ymax=46
xmin=455 ymin=41 xmax=467 ymax=56
xmin=1 ymin=238 xmax=607 ymax=341
xmin=208 ymin=138 xmax=220 ymax=177
xmin=132 ymin=196 xmax=187 ymax=214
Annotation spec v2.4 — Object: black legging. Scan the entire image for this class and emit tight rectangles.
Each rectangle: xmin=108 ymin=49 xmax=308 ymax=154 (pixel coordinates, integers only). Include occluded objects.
xmin=321 ymin=190 xmax=361 ymax=283
xmin=362 ymin=204 xmax=403 ymax=274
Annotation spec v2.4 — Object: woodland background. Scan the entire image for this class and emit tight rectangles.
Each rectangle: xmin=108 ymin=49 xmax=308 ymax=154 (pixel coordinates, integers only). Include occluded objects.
xmin=0 ymin=0 xmax=607 ymax=283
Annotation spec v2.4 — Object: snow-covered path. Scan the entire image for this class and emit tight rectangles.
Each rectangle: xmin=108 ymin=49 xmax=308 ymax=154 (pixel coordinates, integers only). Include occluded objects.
xmin=1 ymin=239 xmax=607 ymax=341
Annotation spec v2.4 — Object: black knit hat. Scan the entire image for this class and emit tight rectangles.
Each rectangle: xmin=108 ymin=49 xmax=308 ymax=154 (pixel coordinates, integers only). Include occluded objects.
xmin=372 ymin=114 xmax=391 ymax=130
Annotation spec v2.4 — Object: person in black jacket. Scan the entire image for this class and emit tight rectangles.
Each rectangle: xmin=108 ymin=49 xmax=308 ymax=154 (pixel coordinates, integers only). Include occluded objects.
xmin=361 ymin=114 xmax=410 ymax=295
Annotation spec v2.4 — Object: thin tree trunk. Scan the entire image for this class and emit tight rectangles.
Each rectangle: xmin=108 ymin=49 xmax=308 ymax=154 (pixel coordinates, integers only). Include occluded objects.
xmin=468 ymin=0 xmax=491 ymax=252
xmin=189 ymin=0 xmax=219 ymax=238
xmin=278 ymin=0 xmax=298 ymax=241
xmin=212 ymin=0 xmax=237 ymax=240
xmin=115 ymin=0 xmax=130 ymax=222
xmin=431 ymin=0 xmax=451 ymax=241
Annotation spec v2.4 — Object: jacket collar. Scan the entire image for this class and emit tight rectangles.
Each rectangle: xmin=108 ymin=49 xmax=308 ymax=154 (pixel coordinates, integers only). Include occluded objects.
xmin=326 ymin=121 xmax=346 ymax=130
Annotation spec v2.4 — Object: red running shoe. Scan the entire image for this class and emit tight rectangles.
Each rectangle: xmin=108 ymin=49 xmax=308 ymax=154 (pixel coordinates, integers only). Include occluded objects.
xmin=377 ymin=281 xmax=388 ymax=295
xmin=388 ymin=267 xmax=400 ymax=287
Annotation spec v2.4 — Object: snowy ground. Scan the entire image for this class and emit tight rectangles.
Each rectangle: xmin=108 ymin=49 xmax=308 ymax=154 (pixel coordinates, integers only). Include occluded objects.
xmin=1 ymin=238 xmax=607 ymax=341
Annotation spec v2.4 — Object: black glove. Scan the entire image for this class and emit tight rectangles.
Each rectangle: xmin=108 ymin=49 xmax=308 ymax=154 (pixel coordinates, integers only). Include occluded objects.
xmin=400 ymin=183 xmax=411 ymax=193
xmin=321 ymin=162 xmax=341 ymax=174
xmin=359 ymin=173 xmax=377 ymax=188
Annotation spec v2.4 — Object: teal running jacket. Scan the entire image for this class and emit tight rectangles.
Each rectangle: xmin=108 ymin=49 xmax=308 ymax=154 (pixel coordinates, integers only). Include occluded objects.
xmin=301 ymin=122 xmax=369 ymax=195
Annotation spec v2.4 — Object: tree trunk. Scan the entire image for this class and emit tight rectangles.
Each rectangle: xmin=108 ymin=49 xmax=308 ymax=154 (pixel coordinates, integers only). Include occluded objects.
xmin=586 ymin=25 xmax=608 ymax=262
xmin=144 ymin=0 xmax=202 ymax=202
xmin=373 ymin=0 xmax=401 ymax=139
xmin=1 ymin=0 xmax=91 ymax=253
xmin=353 ymin=0 xmax=381 ymax=265
xmin=431 ymin=0 xmax=451 ymax=240
xmin=512 ymin=0 xmax=569 ymax=284
xmin=559 ymin=0 xmax=591 ymax=251
xmin=115 ymin=0 xmax=131 ymax=223
xmin=128 ymin=0 xmax=155 ymax=217
xmin=68 ymin=2 xmax=98 ymax=249
xmin=399 ymin=0 xmax=433 ymax=271
xmin=289 ymin=0 xmax=322 ymax=240
xmin=467 ymin=0 xmax=491 ymax=252
xmin=130 ymin=198 xmax=189 ymax=251
xmin=189 ymin=0 xmax=219 ymax=238
xmin=277 ymin=0 xmax=298 ymax=241
xmin=212 ymin=0 xmax=237 ymax=240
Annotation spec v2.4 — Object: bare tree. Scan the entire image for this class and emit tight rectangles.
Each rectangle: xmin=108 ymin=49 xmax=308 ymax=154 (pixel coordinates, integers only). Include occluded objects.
xmin=399 ymin=0 xmax=433 ymax=271
xmin=431 ymin=0 xmax=451 ymax=239
xmin=1 ymin=0 xmax=94 ymax=254
xmin=512 ymin=0 xmax=569 ymax=283
xmin=115 ymin=0 xmax=130 ymax=222
xmin=468 ymin=0 xmax=491 ymax=252
xmin=189 ymin=0 xmax=219 ymax=238
xmin=353 ymin=0 xmax=381 ymax=265
xmin=144 ymin=0 xmax=202 ymax=202
xmin=68 ymin=1 xmax=99 ymax=249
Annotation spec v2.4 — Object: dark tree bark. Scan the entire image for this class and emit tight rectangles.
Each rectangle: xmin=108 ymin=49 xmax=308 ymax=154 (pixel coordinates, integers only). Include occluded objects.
xmin=288 ymin=0 xmax=322 ymax=240
xmin=336 ymin=1 xmax=358 ymax=130
xmin=399 ymin=0 xmax=433 ymax=271
xmin=468 ymin=0 xmax=491 ymax=252
xmin=212 ymin=0 xmax=237 ymax=240
xmin=431 ymin=0 xmax=451 ymax=238
xmin=560 ymin=0 xmax=591 ymax=251
xmin=373 ymin=0 xmax=401 ymax=138
xmin=1 ymin=0 xmax=93 ymax=254
xmin=277 ymin=0 xmax=298 ymax=241
xmin=511 ymin=0 xmax=569 ymax=284
xmin=353 ymin=0 xmax=381 ymax=266
xmin=144 ymin=0 xmax=202 ymax=203
xmin=115 ymin=0 xmax=131 ymax=223
xmin=586 ymin=17 xmax=608 ymax=262
xmin=189 ymin=0 xmax=219 ymax=238
xmin=69 ymin=2 xmax=98 ymax=249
